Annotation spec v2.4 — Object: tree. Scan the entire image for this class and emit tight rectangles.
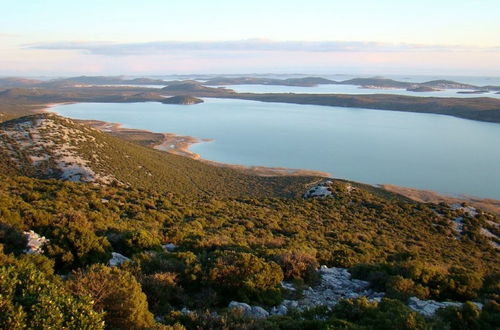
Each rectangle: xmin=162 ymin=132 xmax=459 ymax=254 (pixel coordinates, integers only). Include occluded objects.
xmin=68 ymin=264 xmax=155 ymax=329
xmin=206 ymin=251 xmax=284 ymax=305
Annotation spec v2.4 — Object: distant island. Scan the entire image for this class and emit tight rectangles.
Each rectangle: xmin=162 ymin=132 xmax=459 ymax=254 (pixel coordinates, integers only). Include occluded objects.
xmin=1 ymin=77 xmax=500 ymax=124
xmin=406 ymin=86 xmax=441 ymax=92
xmin=161 ymin=95 xmax=204 ymax=105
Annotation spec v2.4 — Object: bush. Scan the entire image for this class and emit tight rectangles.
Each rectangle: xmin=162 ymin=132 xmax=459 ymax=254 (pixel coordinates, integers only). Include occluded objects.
xmin=0 ymin=260 xmax=103 ymax=329
xmin=43 ymin=212 xmax=111 ymax=272
xmin=68 ymin=264 xmax=155 ymax=329
xmin=274 ymin=249 xmax=319 ymax=284
xmin=206 ymin=251 xmax=284 ymax=305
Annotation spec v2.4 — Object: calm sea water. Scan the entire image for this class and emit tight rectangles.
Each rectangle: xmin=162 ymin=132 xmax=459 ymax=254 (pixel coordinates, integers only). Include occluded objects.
xmin=53 ymin=99 xmax=500 ymax=199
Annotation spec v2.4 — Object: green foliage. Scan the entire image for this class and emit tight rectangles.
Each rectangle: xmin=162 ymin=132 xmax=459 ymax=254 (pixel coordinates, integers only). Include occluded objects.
xmin=435 ymin=301 xmax=500 ymax=329
xmin=206 ymin=251 xmax=284 ymax=305
xmin=351 ymin=261 xmax=486 ymax=302
xmin=0 ymin=174 xmax=498 ymax=328
xmin=43 ymin=212 xmax=111 ymax=272
xmin=0 ymin=254 xmax=104 ymax=329
xmin=68 ymin=264 xmax=155 ymax=329
xmin=273 ymin=248 xmax=319 ymax=283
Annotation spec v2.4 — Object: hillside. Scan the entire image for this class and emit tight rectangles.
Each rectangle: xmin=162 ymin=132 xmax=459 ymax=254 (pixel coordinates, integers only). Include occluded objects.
xmin=0 ymin=113 xmax=319 ymax=198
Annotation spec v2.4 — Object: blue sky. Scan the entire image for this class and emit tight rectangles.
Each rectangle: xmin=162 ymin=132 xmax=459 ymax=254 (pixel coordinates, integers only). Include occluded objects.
xmin=1 ymin=0 xmax=499 ymax=75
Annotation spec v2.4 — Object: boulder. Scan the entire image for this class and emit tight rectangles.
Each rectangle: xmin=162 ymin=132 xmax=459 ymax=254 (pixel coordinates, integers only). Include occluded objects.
xmin=163 ymin=243 xmax=176 ymax=252
xmin=407 ymin=297 xmax=482 ymax=317
xmin=228 ymin=301 xmax=269 ymax=318
xmin=108 ymin=252 xmax=131 ymax=267
xmin=23 ymin=230 xmax=49 ymax=254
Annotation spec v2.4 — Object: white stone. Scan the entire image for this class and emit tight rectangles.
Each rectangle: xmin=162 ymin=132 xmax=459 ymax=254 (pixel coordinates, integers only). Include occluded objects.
xmin=251 ymin=306 xmax=270 ymax=319
xmin=163 ymin=243 xmax=176 ymax=252
xmin=23 ymin=230 xmax=49 ymax=254
xmin=108 ymin=252 xmax=130 ymax=267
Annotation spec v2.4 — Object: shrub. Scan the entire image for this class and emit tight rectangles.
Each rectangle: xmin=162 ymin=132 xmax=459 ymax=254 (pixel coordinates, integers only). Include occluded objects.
xmin=274 ymin=249 xmax=319 ymax=284
xmin=68 ymin=264 xmax=155 ymax=329
xmin=0 ymin=261 xmax=103 ymax=329
xmin=206 ymin=251 xmax=284 ymax=305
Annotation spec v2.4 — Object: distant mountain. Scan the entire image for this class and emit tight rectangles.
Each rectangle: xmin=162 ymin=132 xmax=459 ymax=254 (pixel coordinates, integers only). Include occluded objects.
xmin=340 ymin=78 xmax=412 ymax=88
xmin=162 ymin=80 xmax=234 ymax=95
xmin=0 ymin=77 xmax=43 ymax=88
xmin=50 ymin=76 xmax=168 ymax=86
xmin=204 ymin=76 xmax=335 ymax=87
xmin=420 ymin=80 xmax=476 ymax=89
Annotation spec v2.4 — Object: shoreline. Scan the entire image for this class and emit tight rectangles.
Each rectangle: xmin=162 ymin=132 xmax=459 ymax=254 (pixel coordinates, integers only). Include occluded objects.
xmin=39 ymin=103 xmax=500 ymax=213
xmin=41 ymin=103 xmax=331 ymax=177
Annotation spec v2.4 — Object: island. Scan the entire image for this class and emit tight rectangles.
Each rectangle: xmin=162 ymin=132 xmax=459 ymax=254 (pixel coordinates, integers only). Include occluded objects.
xmin=161 ymin=95 xmax=204 ymax=105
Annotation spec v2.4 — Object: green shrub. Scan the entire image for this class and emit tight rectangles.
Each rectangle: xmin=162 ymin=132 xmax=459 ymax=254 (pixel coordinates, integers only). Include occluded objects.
xmin=0 ymin=260 xmax=103 ymax=329
xmin=206 ymin=251 xmax=284 ymax=305
xmin=68 ymin=264 xmax=155 ymax=329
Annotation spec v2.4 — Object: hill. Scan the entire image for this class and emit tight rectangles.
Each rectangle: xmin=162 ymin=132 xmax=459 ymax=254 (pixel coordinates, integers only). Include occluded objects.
xmin=162 ymin=80 xmax=234 ymax=95
xmin=0 ymin=113 xmax=319 ymax=198
xmin=204 ymin=76 xmax=335 ymax=87
xmin=1 ymin=114 xmax=499 ymax=329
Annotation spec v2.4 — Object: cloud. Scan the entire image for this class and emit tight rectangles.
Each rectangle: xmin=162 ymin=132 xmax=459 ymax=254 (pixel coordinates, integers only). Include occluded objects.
xmin=24 ymin=39 xmax=500 ymax=56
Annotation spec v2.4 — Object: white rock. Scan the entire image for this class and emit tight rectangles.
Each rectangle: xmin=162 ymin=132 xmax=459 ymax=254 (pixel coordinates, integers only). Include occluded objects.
xmin=271 ymin=305 xmax=288 ymax=315
xmin=228 ymin=301 xmax=270 ymax=318
xmin=228 ymin=301 xmax=252 ymax=314
xmin=407 ymin=297 xmax=482 ymax=317
xmin=23 ymin=230 xmax=49 ymax=254
xmin=163 ymin=243 xmax=176 ymax=252
xmin=108 ymin=252 xmax=130 ymax=267
xmin=251 ymin=306 xmax=270 ymax=319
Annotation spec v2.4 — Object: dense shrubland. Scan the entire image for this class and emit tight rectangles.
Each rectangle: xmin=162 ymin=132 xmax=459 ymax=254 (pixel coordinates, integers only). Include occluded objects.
xmin=0 ymin=175 xmax=498 ymax=329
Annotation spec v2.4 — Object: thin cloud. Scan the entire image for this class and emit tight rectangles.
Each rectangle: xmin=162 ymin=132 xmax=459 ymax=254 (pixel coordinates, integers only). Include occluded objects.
xmin=24 ymin=39 xmax=500 ymax=56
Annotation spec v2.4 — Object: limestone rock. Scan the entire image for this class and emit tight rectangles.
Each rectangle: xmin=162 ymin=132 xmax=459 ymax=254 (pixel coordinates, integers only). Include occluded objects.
xmin=23 ymin=230 xmax=49 ymax=254
xmin=108 ymin=252 xmax=130 ymax=267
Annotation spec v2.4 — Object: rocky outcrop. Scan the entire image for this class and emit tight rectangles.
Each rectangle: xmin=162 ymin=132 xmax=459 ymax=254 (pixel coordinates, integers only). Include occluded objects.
xmin=304 ymin=180 xmax=333 ymax=198
xmin=108 ymin=252 xmax=130 ymax=267
xmin=276 ymin=266 xmax=384 ymax=313
xmin=23 ymin=230 xmax=49 ymax=254
xmin=407 ymin=297 xmax=482 ymax=317
xmin=230 ymin=266 xmax=484 ymax=319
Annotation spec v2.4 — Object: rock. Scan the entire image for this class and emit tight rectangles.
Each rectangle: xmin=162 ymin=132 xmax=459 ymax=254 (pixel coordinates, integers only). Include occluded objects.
xmin=181 ymin=307 xmax=191 ymax=315
xmin=407 ymin=297 xmax=482 ymax=317
xmin=251 ymin=306 xmax=270 ymax=319
xmin=108 ymin=252 xmax=130 ymax=267
xmin=228 ymin=301 xmax=269 ymax=318
xmin=163 ymin=243 xmax=176 ymax=252
xmin=228 ymin=301 xmax=252 ymax=314
xmin=271 ymin=305 xmax=288 ymax=315
xmin=23 ymin=230 xmax=49 ymax=254
xmin=280 ymin=266 xmax=380 ymax=311
xmin=304 ymin=181 xmax=333 ymax=198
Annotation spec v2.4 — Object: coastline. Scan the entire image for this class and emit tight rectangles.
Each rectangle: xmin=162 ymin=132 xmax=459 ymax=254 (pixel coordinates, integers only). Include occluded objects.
xmin=39 ymin=103 xmax=500 ymax=213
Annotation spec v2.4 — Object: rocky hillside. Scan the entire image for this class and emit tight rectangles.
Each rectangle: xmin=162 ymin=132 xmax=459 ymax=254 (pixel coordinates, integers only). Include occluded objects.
xmin=0 ymin=113 xmax=319 ymax=197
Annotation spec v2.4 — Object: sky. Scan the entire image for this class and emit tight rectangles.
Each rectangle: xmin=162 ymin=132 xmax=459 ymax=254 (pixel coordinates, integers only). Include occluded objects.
xmin=1 ymin=0 xmax=499 ymax=76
